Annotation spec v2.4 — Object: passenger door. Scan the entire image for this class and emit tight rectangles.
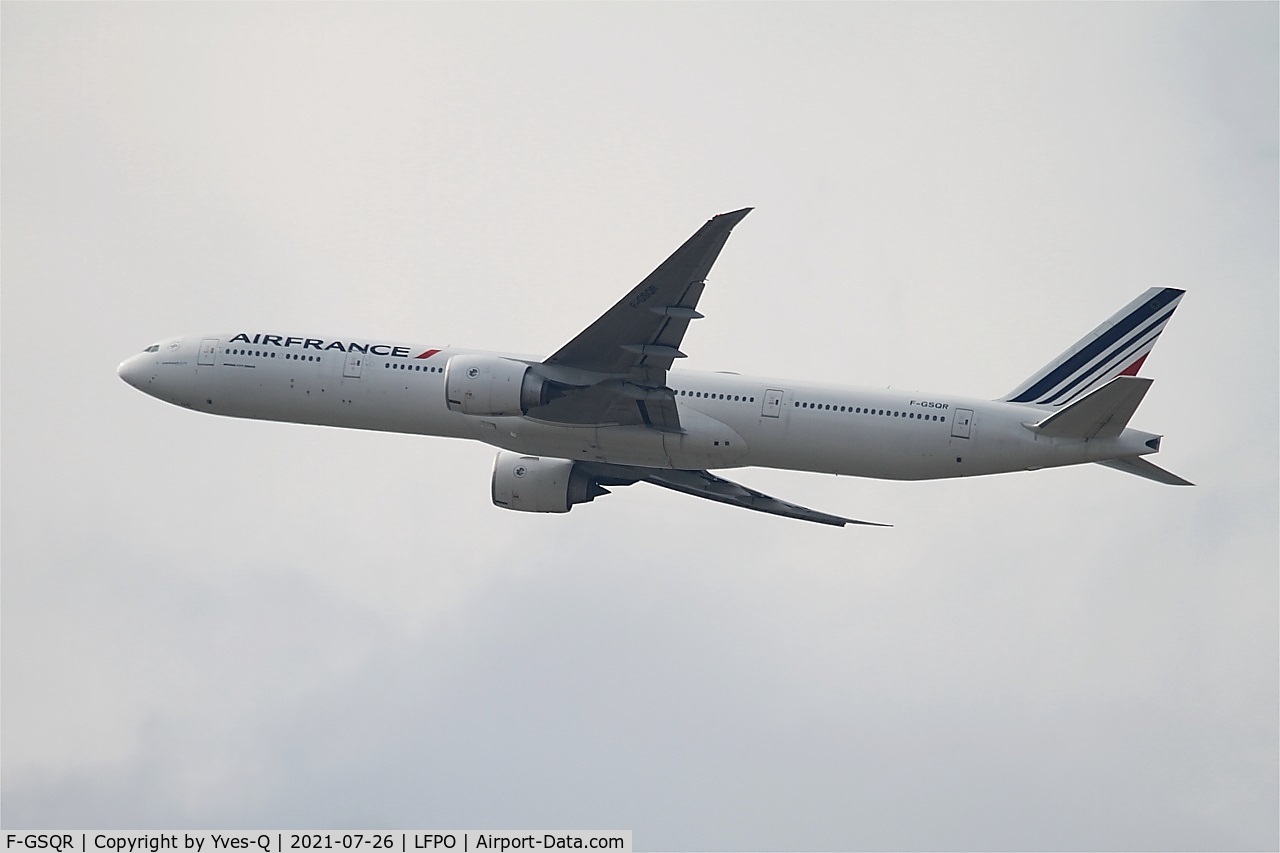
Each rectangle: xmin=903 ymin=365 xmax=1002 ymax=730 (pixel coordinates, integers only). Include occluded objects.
xmin=198 ymin=339 xmax=219 ymax=366
xmin=762 ymin=388 xmax=784 ymax=418
xmin=343 ymin=352 xmax=364 ymax=378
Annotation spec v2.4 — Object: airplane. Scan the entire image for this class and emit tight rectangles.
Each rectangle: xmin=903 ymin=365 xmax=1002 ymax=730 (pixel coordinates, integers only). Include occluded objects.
xmin=117 ymin=208 xmax=1190 ymax=527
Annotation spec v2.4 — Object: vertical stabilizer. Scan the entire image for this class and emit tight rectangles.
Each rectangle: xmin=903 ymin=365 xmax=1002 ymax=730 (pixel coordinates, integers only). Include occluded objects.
xmin=1003 ymin=288 xmax=1184 ymax=407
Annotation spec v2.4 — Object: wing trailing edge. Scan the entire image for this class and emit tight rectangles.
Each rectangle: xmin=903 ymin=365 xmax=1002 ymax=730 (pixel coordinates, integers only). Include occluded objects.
xmin=579 ymin=462 xmax=887 ymax=527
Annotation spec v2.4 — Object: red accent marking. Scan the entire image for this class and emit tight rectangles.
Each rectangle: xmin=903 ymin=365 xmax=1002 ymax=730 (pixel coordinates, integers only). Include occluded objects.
xmin=415 ymin=349 xmax=440 ymax=359
xmin=1119 ymin=353 xmax=1148 ymax=376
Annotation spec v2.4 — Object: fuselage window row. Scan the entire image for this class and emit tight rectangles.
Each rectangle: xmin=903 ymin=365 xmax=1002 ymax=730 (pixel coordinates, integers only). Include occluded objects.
xmin=226 ymin=348 xmax=323 ymax=361
xmin=383 ymin=363 xmax=441 ymax=373
xmin=793 ymin=400 xmax=944 ymax=421
xmin=674 ymin=390 xmax=755 ymax=403
xmin=215 ymin=350 xmax=933 ymax=420
xmin=225 ymin=347 xmax=442 ymax=371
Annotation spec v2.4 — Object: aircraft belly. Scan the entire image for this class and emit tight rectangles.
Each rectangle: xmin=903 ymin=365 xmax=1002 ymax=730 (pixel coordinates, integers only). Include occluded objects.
xmin=475 ymin=422 xmax=672 ymax=467
xmin=476 ymin=413 xmax=749 ymax=469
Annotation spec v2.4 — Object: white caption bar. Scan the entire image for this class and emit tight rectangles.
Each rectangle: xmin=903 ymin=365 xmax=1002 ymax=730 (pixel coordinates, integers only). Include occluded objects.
xmin=3 ymin=833 xmax=631 ymax=853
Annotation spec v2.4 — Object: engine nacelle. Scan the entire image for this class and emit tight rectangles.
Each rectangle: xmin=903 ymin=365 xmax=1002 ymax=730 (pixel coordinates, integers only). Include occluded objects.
xmin=445 ymin=354 xmax=549 ymax=416
xmin=491 ymin=451 xmax=607 ymax=514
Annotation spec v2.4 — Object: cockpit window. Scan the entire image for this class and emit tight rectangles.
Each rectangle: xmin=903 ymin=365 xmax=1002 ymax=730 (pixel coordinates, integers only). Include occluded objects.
xmin=144 ymin=344 xmax=160 ymax=353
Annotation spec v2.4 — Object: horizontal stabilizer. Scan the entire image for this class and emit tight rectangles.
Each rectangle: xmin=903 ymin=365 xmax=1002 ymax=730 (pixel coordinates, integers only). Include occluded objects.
xmin=1096 ymin=456 xmax=1194 ymax=486
xmin=1031 ymin=376 xmax=1152 ymax=440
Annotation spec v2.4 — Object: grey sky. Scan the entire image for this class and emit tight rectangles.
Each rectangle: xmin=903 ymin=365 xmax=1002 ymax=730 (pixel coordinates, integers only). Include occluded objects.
xmin=3 ymin=3 xmax=1276 ymax=850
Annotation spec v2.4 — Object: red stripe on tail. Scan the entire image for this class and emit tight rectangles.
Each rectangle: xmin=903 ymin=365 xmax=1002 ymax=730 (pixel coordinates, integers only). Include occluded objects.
xmin=1119 ymin=353 xmax=1148 ymax=376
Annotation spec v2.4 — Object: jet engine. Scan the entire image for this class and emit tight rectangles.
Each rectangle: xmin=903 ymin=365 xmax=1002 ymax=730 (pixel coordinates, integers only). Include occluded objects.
xmin=445 ymin=354 xmax=551 ymax=416
xmin=491 ymin=451 xmax=608 ymax=514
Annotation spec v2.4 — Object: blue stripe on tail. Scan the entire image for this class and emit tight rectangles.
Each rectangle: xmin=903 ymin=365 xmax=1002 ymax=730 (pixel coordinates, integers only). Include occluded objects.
xmin=1006 ymin=288 xmax=1184 ymax=406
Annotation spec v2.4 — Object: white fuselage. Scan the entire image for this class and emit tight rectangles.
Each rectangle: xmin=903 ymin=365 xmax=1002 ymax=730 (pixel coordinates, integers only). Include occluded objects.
xmin=118 ymin=333 xmax=1162 ymax=481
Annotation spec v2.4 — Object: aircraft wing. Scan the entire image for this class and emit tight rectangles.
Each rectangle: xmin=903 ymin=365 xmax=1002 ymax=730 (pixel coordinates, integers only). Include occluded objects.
xmin=530 ymin=208 xmax=752 ymax=429
xmin=580 ymin=463 xmax=888 ymax=527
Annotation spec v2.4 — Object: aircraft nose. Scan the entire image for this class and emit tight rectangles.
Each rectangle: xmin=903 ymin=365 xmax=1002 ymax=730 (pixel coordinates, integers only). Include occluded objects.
xmin=117 ymin=355 xmax=147 ymax=390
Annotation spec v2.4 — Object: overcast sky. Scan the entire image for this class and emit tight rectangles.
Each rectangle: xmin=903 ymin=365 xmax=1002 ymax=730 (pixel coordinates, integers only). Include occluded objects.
xmin=3 ymin=3 xmax=1276 ymax=850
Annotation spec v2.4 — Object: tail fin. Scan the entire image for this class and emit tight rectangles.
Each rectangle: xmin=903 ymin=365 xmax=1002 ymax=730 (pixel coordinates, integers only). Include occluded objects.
xmin=1003 ymin=287 xmax=1185 ymax=407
